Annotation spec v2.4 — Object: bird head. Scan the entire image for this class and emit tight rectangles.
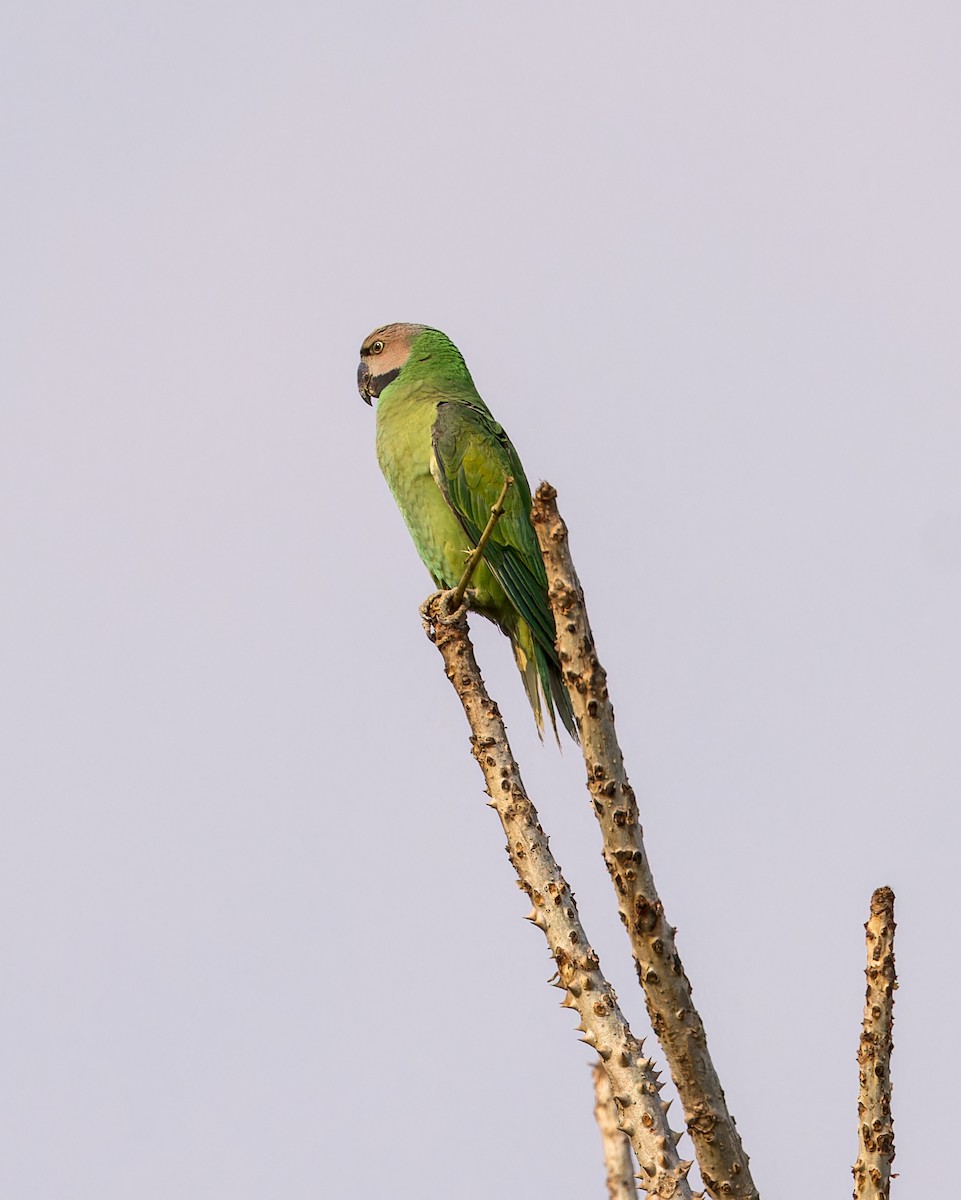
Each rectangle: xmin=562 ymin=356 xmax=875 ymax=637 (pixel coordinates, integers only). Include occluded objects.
xmin=357 ymin=323 xmax=428 ymax=404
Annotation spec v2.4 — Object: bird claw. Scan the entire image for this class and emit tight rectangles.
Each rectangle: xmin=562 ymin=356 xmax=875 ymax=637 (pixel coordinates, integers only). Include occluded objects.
xmin=439 ymin=587 xmax=473 ymax=624
xmin=420 ymin=588 xmax=472 ymax=629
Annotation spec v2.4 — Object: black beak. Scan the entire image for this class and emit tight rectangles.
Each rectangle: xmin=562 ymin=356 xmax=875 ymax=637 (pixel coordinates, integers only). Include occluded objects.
xmin=357 ymin=361 xmax=372 ymax=405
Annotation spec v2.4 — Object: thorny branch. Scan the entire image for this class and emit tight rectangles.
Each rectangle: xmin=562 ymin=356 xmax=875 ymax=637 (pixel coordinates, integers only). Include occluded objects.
xmin=853 ymin=887 xmax=896 ymax=1200
xmin=421 ymin=590 xmax=695 ymax=1199
xmin=531 ymin=483 xmax=758 ymax=1200
xmin=593 ymin=1062 xmax=640 ymax=1200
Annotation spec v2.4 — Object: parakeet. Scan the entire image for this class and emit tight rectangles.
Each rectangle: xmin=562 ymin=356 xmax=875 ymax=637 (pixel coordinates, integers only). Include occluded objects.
xmin=358 ymin=323 xmax=577 ymax=742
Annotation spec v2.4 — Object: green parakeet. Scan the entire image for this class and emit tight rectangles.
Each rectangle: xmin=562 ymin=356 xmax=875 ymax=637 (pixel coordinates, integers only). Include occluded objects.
xmin=358 ymin=323 xmax=577 ymax=742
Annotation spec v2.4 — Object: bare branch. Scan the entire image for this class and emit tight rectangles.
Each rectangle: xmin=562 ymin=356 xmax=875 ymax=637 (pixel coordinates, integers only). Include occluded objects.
xmin=853 ymin=886 xmax=897 ymax=1200
xmin=531 ymin=483 xmax=757 ymax=1200
xmin=593 ymin=1062 xmax=640 ymax=1200
xmin=421 ymin=590 xmax=694 ymax=1200
xmin=450 ymin=474 xmax=514 ymax=610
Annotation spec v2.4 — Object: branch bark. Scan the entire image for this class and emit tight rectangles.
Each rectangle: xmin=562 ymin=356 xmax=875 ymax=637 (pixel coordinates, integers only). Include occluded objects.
xmin=593 ymin=1061 xmax=640 ymax=1200
xmin=421 ymin=590 xmax=694 ymax=1200
xmin=852 ymin=886 xmax=896 ymax=1200
xmin=531 ymin=483 xmax=757 ymax=1200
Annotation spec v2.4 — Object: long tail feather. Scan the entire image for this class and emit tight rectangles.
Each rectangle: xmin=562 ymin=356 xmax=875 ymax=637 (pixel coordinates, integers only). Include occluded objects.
xmin=511 ymin=621 xmax=578 ymax=744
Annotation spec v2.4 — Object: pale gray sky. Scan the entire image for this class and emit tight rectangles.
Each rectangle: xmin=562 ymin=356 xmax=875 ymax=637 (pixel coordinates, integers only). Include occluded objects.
xmin=3 ymin=3 xmax=959 ymax=1196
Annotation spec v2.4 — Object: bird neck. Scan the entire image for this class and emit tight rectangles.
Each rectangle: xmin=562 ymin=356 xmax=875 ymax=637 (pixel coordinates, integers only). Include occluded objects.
xmin=402 ymin=329 xmax=478 ymax=394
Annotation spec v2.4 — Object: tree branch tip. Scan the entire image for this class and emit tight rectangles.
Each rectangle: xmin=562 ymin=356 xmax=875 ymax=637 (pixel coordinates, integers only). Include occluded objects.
xmin=870 ymin=885 xmax=895 ymax=914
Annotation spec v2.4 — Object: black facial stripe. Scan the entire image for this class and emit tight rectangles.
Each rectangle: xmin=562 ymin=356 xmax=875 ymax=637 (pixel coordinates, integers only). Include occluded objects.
xmin=371 ymin=367 xmax=400 ymax=396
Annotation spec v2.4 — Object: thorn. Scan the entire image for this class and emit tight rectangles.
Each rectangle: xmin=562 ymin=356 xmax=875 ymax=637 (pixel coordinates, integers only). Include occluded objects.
xmin=678 ymin=1160 xmax=694 ymax=1177
xmin=597 ymin=1045 xmax=612 ymax=1061
xmin=672 ymin=1129 xmax=684 ymax=1146
xmin=579 ymin=1031 xmax=598 ymax=1047
xmin=613 ymin=1094 xmax=633 ymax=1108
xmin=660 ymin=1098 xmax=673 ymax=1114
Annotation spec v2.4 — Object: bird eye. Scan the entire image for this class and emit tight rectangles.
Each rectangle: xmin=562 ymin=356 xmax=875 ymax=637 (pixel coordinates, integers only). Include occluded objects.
xmin=370 ymin=339 xmax=385 ymax=355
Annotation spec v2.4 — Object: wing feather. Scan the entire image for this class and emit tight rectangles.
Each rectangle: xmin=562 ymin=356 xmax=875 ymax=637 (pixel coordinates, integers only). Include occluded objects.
xmin=431 ymin=401 xmax=558 ymax=660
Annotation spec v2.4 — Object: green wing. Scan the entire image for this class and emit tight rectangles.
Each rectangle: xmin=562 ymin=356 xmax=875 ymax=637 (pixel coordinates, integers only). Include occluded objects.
xmin=430 ymin=400 xmax=557 ymax=659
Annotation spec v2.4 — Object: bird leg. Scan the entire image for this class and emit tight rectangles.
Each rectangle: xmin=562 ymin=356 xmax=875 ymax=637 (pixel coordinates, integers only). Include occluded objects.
xmin=449 ymin=475 xmax=514 ymax=611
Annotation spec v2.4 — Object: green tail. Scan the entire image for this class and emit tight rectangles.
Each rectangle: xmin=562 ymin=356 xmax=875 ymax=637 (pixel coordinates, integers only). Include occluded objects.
xmin=511 ymin=618 xmax=578 ymax=744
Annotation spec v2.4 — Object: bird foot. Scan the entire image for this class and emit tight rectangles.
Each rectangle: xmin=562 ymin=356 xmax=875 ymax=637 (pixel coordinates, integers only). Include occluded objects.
xmin=420 ymin=588 xmax=471 ymax=631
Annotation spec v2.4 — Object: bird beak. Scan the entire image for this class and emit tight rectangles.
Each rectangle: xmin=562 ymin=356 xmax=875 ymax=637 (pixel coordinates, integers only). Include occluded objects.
xmin=357 ymin=361 xmax=372 ymax=405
